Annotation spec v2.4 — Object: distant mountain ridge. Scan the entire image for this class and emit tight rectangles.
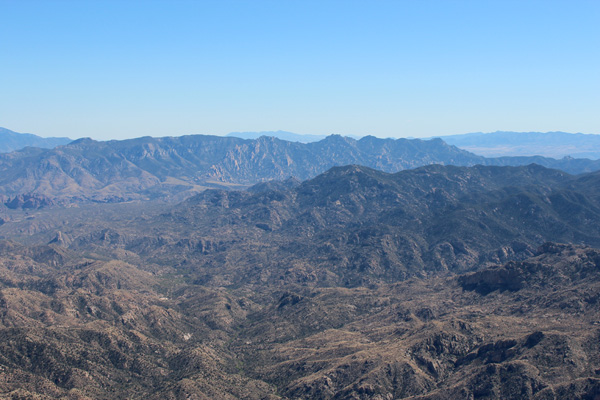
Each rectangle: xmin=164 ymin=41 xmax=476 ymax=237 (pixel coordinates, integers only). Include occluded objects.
xmin=1 ymin=133 xmax=600 ymax=205
xmin=228 ymin=130 xmax=600 ymax=159
xmin=438 ymin=131 xmax=600 ymax=159
xmin=226 ymin=130 xmax=328 ymax=142
xmin=0 ymin=127 xmax=72 ymax=153
xmin=226 ymin=130 xmax=364 ymax=142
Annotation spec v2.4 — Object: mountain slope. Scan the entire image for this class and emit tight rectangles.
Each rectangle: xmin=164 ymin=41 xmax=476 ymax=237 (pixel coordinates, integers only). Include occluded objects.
xmin=0 ymin=238 xmax=599 ymax=399
xmin=137 ymin=164 xmax=599 ymax=287
xmin=238 ymin=243 xmax=600 ymax=400
xmin=8 ymin=164 xmax=595 ymax=290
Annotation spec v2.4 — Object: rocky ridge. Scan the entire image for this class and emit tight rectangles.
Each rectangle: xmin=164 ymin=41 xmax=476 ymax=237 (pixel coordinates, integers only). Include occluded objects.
xmin=2 ymin=134 xmax=600 ymax=205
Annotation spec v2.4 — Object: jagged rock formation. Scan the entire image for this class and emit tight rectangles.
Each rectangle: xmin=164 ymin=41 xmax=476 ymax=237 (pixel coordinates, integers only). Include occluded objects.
xmin=1 ymin=134 xmax=600 ymax=205
xmin=3 ymin=193 xmax=55 ymax=209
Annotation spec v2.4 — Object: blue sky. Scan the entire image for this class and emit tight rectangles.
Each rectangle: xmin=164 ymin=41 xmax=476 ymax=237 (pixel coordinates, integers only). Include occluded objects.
xmin=1 ymin=0 xmax=599 ymax=140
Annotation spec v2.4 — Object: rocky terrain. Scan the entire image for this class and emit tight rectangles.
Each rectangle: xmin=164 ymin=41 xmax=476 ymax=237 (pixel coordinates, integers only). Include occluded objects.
xmin=17 ymin=163 xmax=593 ymax=288
xmin=2 ymin=134 xmax=600 ymax=206
xmin=0 ymin=163 xmax=600 ymax=398
xmin=0 ymin=238 xmax=598 ymax=399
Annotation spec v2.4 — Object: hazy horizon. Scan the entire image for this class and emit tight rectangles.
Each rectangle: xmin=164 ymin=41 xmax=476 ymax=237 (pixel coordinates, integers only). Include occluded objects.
xmin=2 ymin=1 xmax=599 ymax=141
xmin=5 ymin=126 xmax=600 ymax=143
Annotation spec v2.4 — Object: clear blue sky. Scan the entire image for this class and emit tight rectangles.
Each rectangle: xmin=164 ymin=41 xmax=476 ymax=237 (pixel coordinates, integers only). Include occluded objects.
xmin=1 ymin=0 xmax=599 ymax=140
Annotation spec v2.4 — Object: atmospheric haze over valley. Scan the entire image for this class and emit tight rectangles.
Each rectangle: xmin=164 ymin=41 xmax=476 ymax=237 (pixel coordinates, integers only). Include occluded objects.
xmin=2 ymin=0 xmax=600 ymax=399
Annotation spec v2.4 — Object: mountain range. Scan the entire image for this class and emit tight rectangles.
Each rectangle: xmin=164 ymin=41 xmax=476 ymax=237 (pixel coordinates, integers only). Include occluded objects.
xmin=2 ymin=133 xmax=600 ymax=207
xmin=225 ymin=130 xmax=600 ymax=160
xmin=0 ymin=163 xmax=600 ymax=398
xmin=0 ymin=127 xmax=72 ymax=154
xmin=47 ymin=163 xmax=600 ymax=287
xmin=228 ymin=130 xmax=600 ymax=160
xmin=2 ymin=127 xmax=600 ymax=398
xmin=4 ymin=127 xmax=599 ymax=160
